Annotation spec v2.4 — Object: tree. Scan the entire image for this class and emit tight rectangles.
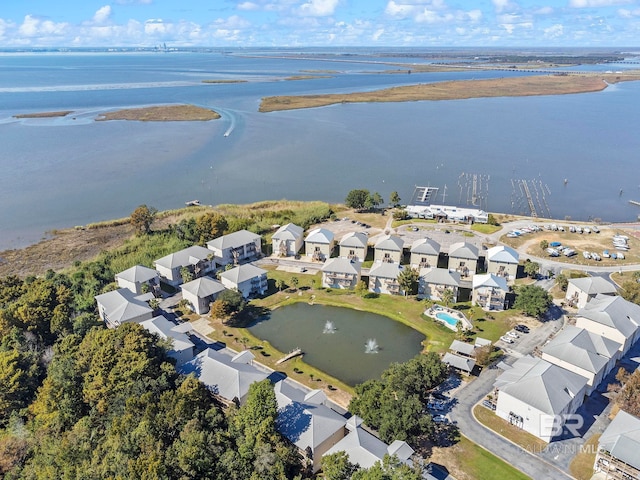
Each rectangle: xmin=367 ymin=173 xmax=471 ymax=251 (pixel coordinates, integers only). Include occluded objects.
xmin=355 ymin=280 xmax=369 ymax=297
xmin=217 ymin=289 xmax=246 ymax=317
xmin=345 ymin=189 xmax=371 ymax=211
xmin=392 ymin=209 xmax=407 ymax=221
xmin=389 ymin=191 xmax=401 ymax=207
xmin=539 ymin=240 xmax=549 ymax=251
xmin=487 ymin=214 xmax=500 ymax=226
xmin=475 ymin=344 xmax=493 ymax=367
xmin=440 ymin=288 xmax=454 ymax=308
xmin=612 ymin=369 xmax=640 ymax=417
xmin=352 ymin=455 xmax=423 ymax=480
xmin=195 ymin=212 xmax=228 ymax=244
xmin=513 ymin=284 xmax=552 ymax=318
xmin=180 ymin=266 xmax=194 ymax=284
xmin=130 ymin=204 xmax=157 ymax=236
xmin=349 ymin=354 xmax=447 ymax=444
xmin=556 ymin=273 xmax=568 ymax=292
xmin=524 ymin=261 xmax=540 ymax=278
xmin=290 ymin=277 xmax=299 ymax=291
xmin=397 ymin=267 xmax=419 ymax=296
xmin=322 ymin=451 xmax=358 ymax=480
xmin=371 ymin=192 xmax=384 ymax=210
xmin=276 ymin=279 xmax=285 ymax=292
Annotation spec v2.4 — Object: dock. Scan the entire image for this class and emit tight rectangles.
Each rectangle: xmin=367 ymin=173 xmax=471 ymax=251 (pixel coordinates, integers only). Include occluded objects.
xmin=629 ymin=200 xmax=640 ymax=207
xmin=276 ymin=348 xmax=303 ymax=365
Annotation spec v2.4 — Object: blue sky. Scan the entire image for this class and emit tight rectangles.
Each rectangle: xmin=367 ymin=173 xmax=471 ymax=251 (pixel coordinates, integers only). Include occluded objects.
xmin=1 ymin=0 xmax=639 ymax=47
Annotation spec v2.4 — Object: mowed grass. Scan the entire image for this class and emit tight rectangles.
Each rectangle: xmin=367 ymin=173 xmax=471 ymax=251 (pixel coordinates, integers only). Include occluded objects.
xmin=430 ymin=435 xmax=531 ymax=480
xmin=473 ymin=405 xmax=548 ymax=453
xmin=569 ymin=434 xmax=600 ymax=480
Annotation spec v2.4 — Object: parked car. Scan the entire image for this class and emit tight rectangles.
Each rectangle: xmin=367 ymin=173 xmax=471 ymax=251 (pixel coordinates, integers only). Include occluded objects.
xmin=514 ymin=324 xmax=530 ymax=333
xmin=506 ymin=330 xmax=519 ymax=339
xmin=433 ymin=415 xmax=448 ymax=424
xmin=500 ymin=336 xmax=514 ymax=344
xmin=482 ymin=400 xmax=496 ymax=411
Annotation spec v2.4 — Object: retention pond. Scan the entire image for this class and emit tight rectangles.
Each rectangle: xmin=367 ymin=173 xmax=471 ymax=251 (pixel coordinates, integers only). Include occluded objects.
xmin=248 ymin=302 xmax=425 ymax=386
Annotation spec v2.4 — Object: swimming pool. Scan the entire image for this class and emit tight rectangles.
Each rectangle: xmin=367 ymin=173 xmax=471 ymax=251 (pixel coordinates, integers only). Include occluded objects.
xmin=435 ymin=312 xmax=460 ymax=329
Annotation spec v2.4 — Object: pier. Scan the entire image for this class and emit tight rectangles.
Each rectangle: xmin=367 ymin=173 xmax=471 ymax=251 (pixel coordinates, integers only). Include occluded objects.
xmin=276 ymin=348 xmax=303 ymax=364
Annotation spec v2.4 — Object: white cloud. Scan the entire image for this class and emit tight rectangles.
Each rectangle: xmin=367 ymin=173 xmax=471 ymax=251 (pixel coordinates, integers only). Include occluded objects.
xmin=534 ymin=6 xmax=554 ymax=15
xmin=115 ymin=0 xmax=153 ymax=4
xmin=544 ymin=23 xmax=564 ymax=37
xmin=238 ymin=2 xmax=260 ymax=10
xmin=93 ymin=6 xmax=112 ymax=24
xmin=492 ymin=0 xmax=518 ymax=13
xmin=618 ymin=7 xmax=640 ymax=17
xmin=569 ymin=0 xmax=631 ymax=7
xmin=372 ymin=28 xmax=384 ymax=41
xmin=298 ymin=0 xmax=340 ymax=17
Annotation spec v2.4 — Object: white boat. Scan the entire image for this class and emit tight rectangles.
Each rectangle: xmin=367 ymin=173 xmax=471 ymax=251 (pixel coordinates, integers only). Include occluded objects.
xmin=547 ymin=248 xmax=559 ymax=257
xmin=584 ymin=227 xmax=591 ymax=234
xmin=583 ymin=251 xmax=591 ymax=259
xmin=617 ymin=252 xmax=626 ymax=259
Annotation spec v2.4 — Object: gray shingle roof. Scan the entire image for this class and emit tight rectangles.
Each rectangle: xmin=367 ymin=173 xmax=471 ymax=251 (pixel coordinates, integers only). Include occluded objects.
xmin=599 ymin=410 xmax=640 ymax=470
xmin=207 ymin=229 xmax=261 ymax=251
xmin=577 ymin=294 xmax=640 ymax=338
xmin=449 ymin=339 xmax=476 ymax=356
xmin=305 ymin=228 xmax=334 ymax=244
xmin=472 ymin=273 xmax=509 ymax=291
xmin=324 ymin=427 xmax=412 ymax=469
xmin=321 ymin=258 xmax=361 ymax=275
xmin=115 ymin=265 xmax=158 ymax=283
xmin=410 ymin=237 xmax=440 ymax=255
xmin=568 ymin=276 xmax=618 ymax=295
xmin=419 ymin=268 xmax=461 ymax=287
xmin=339 ymin=231 xmax=368 ymax=248
xmin=275 ymin=381 xmax=346 ymax=452
xmin=219 ymin=264 xmax=267 ymax=284
xmin=180 ymin=275 xmax=226 ymax=298
xmin=443 ymin=352 xmax=476 ymax=372
xmin=369 ymin=262 xmax=404 ymax=279
xmin=542 ymin=325 xmax=620 ymax=374
xmin=487 ymin=245 xmax=519 ymax=264
xmin=272 ymin=223 xmax=304 ymax=241
xmin=448 ymin=242 xmax=479 ymax=260
xmin=179 ymin=348 xmax=268 ymax=402
xmin=140 ymin=315 xmax=195 ymax=353
xmin=494 ymin=356 xmax=587 ymax=415
xmin=374 ymin=235 xmax=404 ymax=251
xmin=94 ymin=288 xmax=153 ymax=324
xmin=155 ymin=245 xmax=212 ymax=269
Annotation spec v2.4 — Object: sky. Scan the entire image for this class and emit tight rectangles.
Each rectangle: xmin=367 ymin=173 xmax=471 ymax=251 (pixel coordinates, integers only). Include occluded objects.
xmin=1 ymin=0 xmax=640 ymax=48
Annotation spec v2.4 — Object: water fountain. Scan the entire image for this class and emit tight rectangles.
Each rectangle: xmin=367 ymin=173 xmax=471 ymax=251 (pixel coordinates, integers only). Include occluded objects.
xmin=365 ymin=338 xmax=380 ymax=354
xmin=323 ymin=320 xmax=337 ymax=334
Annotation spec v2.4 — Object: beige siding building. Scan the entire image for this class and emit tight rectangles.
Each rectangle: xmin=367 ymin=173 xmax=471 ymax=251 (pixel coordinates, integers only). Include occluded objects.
xmin=486 ymin=245 xmax=519 ymax=284
xmin=368 ymin=262 xmax=404 ymax=296
xmin=207 ymin=229 xmax=262 ymax=266
xmin=219 ymin=264 xmax=268 ymax=298
xmin=339 ymin=232 xmax=368 ymax=262
xmin=272 ymin=223 xmax=304 ymax=257
xmin=410 ymin=238 xmax=440 ymax=269
xmin=305 ymin=228 xmax=335 ymax=261
xmin=181 ymin=276 xmax=226 ymax=315
xmin=565 ymin=276 xmax=618 ymax=309
xmin=447 ymin=242 xmax=479 ymax=278
xmin=418 ymin=268 xmax=461 ymax=302
xmin=115 ymin=265 xmax=160 ymax=295
xmin=472 ymin=273 xmax=509 ymax=311
xmin=374 ymin=235 xmax=404 ymax=264
xmin=321 ymin=258 xmax=361 ymax=289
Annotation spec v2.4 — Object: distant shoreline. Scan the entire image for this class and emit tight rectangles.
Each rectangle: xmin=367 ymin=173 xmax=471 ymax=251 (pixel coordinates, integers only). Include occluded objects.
xmin=259 ymin=73 xmax=640 ymax=112
xmin=14 ymin=104 xmax=221 ymax=122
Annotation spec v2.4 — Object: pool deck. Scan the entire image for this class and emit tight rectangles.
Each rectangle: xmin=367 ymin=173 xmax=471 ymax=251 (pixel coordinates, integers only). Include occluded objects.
xmin=425 ymin=305 xmax=473 ymax=331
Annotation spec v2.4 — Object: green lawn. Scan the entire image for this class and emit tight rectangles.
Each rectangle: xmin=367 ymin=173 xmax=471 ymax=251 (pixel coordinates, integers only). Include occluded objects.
xmin=431 ymin=435 xmax=531 ymax=480
xmin=471 ymin=223 xmax=502 ymax=234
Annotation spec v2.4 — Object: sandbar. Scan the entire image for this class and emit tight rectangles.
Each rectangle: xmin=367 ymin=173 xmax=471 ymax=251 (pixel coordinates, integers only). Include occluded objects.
xmin=14 ymin=111 xmax=74 ymax=119
xmin=259 ymin=73 xmax=640 ymax=112
xmin=96 ymin=104 xmax=220 ymax=122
